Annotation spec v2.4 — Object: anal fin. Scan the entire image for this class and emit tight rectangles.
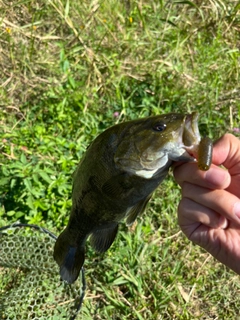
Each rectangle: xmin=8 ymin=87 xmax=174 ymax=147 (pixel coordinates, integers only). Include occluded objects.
xmin=90 ymin=224 xmax=118 ymax=253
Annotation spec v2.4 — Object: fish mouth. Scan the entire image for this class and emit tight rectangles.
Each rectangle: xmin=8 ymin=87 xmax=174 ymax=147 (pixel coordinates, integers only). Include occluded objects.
xmin=183 ymin=112 xmax=201 ymax=146
xmin=181 ymin=112 xmax=201 ymax=159
xmin=174 ymin=112 xmax=201 ymax=161
xmin=164 ymin=112 xmax=201 ymax=163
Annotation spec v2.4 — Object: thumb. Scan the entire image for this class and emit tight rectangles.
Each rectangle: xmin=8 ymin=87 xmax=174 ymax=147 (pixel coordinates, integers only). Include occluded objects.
xmin=212 ymin=134 xmax=240 ymax=174
xmin=212 ymin=133 xmax=240 ymax=197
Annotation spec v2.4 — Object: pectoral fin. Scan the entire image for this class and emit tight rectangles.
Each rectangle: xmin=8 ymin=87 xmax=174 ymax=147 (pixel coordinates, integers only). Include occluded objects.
xmin=126 ymin=194 xmax=152 ymax=226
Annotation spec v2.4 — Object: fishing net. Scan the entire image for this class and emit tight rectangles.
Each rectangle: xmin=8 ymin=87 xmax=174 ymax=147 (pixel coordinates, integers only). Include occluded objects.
xmin=0 ymin=223 xmax=86 ymax=320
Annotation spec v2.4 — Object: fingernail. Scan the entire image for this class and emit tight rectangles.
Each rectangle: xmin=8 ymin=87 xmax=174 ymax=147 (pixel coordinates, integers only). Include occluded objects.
xmin=205 ymin=167 xmax=229 ymax=188
xmin=221 ymin=218 xmax=228 ymax=229
xmin=234 ymin=202 xmax=240 ymax=219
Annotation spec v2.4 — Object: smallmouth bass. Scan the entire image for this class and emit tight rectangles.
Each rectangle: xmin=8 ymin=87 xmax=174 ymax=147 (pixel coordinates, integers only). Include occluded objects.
xmin=54 ymin=112 xmax=207 ymax=284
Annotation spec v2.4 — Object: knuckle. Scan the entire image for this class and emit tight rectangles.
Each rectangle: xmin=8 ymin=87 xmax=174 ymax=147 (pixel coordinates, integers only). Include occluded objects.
xmin=181 ymin=181 xmax=192 ymax=196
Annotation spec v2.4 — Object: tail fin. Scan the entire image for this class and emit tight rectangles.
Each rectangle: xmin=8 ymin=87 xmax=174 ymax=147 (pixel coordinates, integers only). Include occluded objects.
xmin=53 ymin=229 xmax=85 ymax=284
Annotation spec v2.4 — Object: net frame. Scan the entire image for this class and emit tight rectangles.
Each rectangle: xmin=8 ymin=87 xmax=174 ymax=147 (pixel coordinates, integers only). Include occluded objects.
xmin=0 ymin=223 xmax=86 ymax=320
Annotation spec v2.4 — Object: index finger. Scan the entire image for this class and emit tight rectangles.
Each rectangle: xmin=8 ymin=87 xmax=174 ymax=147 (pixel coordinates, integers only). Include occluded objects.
xmin=174 ymin=133 xmax=240 ymax=190
xmin=173 ymin=162 xmax=231 ymax=190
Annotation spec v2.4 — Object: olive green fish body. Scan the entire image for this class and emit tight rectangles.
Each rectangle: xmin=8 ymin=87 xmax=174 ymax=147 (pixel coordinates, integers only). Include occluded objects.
xmin=54 ymin=113 xmax=201 ymax=284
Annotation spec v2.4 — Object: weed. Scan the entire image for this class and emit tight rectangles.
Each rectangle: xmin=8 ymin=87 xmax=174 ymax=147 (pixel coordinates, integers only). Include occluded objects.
xmin=1 ymin=0 xmax=240 ymax=318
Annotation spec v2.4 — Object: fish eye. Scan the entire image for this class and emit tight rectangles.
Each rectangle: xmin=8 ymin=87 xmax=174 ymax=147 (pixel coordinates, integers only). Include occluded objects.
xmin=153 ymin=122 xmax=167 ymax=132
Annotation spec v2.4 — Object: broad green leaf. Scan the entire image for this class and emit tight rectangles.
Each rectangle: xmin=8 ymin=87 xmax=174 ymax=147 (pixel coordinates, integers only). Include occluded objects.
xmin=23 ymin=178 xmax=33 ymax=192
xmin=38 ymin=170 xmax=52 ymax=184
xmin=20 ymin=153 xmax=27 ymax=164
xmin=0 ymin=177 xmax=10 ymax=186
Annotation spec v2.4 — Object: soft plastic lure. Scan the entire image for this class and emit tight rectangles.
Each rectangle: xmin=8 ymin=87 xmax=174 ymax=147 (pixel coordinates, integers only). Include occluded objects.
xmin=198 ymin=137 xmax=213 ymax=171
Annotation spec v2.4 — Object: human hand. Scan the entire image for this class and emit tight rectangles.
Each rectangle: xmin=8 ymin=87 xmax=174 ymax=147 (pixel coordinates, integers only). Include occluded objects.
xmin=174 ymin=134 xmax=240 ymax=274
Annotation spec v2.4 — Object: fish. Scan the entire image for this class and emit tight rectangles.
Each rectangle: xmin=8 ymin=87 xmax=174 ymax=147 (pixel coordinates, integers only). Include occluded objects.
xmin=54 ymin=112 xmax=202 ymax=284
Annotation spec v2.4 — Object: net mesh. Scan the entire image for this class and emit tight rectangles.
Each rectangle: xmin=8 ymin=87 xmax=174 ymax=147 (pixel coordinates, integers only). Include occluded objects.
xmin=0 ymin=223 xmax=85 ymax=320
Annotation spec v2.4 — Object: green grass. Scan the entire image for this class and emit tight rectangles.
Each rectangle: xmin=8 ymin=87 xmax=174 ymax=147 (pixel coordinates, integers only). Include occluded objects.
xmin=1 ymin=0 xmax=240 ymax=319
